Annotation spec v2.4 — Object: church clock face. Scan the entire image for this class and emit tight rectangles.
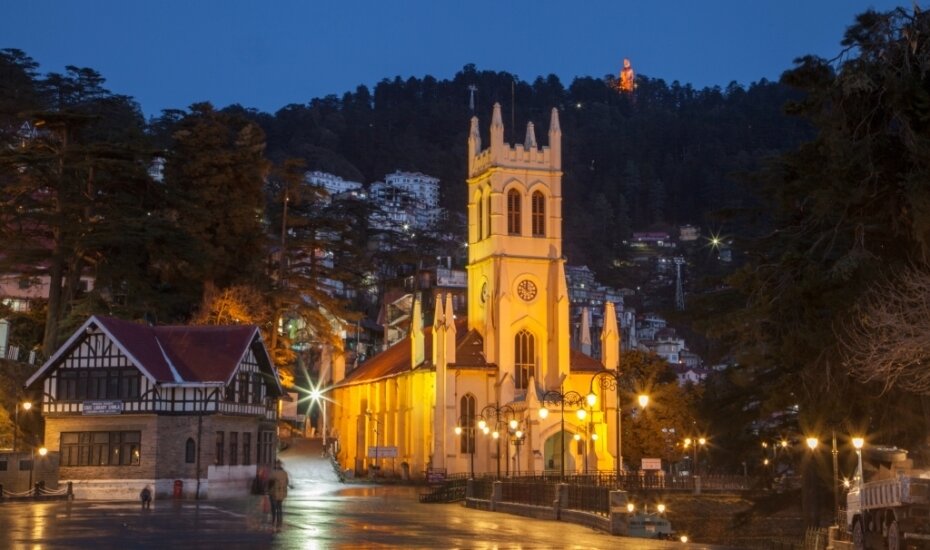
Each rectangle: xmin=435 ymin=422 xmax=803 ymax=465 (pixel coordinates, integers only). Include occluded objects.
xmin=516 ymin=279 xmax=537 ymax=301
xmin=480 ymin=282 xmax=489 ymax=303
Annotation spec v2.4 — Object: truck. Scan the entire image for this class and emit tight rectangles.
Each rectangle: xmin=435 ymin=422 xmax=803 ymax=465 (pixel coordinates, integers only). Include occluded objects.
xmin=847 ymin=447 xmax=930 ymax=550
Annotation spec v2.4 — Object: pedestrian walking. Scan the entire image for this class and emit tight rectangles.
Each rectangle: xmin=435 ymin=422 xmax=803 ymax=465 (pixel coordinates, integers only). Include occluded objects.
xmin=267 ymin=459 xmax=289 ymax=529
xmin=140 ymin=485 xmax=152 ymax=509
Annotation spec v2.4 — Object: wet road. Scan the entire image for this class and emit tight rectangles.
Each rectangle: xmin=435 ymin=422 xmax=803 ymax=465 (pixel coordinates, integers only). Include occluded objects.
xmin=0 ymin=439 xmax=727 ymax=549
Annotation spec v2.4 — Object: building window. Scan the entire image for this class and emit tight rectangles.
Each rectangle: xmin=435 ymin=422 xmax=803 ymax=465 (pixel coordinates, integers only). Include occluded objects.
xmin=514 ymin=329 xmax=536 ymax=390
xmin=225 ymin=381 xmax=235 ymax=402
xmin=251 ymin=374 xmax=262 ymax=405
xmin=0 ymin=460 xmax=6 ymax=471
xmin=20 ymin=459 xmax=32 ymax=471
xmin=258 ymin=430 xmax=274 ymax=465
xmin=216 ymin=431 xmax=225 ymax=465
xmin=486 ymin=192 xmax=492 ymax=237
xmin=507 ymin=190 xmax=522 ymax=235
xmin=477 ymin=195 xmax=483 ymax=240
xmin=460 ymin=394 xmax=476 ymax=454
xmin=56 ymin=368 xmax=140 ymax=401
xmin=229 ymin=432 xmax=238 ymax=466
xmin=185 ymin=438 xmax=196 ymax=464
xmin=237 ymin=373 xmax=250 ymax=403
xmin=243 ymin=432 xmax=252 ymax=466
xmin=60 ymin=431 xmax=141 ymax=467
xmin=532 ymin=191 xmax=545 ymax=237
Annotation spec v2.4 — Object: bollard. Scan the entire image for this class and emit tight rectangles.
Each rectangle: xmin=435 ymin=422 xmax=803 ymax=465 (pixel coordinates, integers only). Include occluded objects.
xmin=67 ymin=481 xmax=73 ymax=500
xmin=34 ymin=482 xmax=40 ymax=498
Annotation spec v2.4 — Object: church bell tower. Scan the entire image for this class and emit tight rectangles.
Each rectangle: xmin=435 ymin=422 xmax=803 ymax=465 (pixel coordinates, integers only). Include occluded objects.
xmin=466 ymin=104 xmax=570 ymax=395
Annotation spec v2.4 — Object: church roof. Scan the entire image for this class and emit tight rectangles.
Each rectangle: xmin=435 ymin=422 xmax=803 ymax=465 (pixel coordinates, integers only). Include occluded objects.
xmin=337 ymin=317 xmax=606 ymax=386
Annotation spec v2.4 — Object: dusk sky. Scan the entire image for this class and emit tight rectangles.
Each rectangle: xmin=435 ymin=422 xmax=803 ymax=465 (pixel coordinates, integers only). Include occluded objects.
xmin=2 ymin=0 xmax=907 ymax=117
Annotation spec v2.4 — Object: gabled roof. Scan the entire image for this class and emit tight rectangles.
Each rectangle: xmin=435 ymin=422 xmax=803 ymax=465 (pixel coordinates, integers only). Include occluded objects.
xmin=26 ymin=315 xmax=282 ymax=395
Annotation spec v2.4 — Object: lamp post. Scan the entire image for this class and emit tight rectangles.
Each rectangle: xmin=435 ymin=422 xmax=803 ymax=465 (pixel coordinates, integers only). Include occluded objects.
xmin=539 ymin=389 xmax=585 ymax=480
xmin=587 ymin=370 xmax=649 ymax=478
xmin=13 ymin=401 xmax=32 ymax=453
xmin=804 ymin=436 xmax=820 ymax=528
xmin=29 ymin=446 xmax=47 ymax=495
xmin=511 ymin=428 xmax=525 ymax=475
xmin=852 ymin=436 xmax=865 ymax=488
xmin=477 ymin=403 xmax=518 ymax=480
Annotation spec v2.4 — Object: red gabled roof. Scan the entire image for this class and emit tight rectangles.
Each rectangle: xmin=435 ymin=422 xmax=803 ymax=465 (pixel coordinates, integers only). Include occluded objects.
xmin=26 ymin=315 xmax=282 ymax=394
xmin=569 ymin=349 xmax=605 ymax=372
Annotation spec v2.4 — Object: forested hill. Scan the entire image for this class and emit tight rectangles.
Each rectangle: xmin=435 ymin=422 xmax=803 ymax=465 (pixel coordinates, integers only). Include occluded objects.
xmin=227 ymin=64 xmax=813 ymax=277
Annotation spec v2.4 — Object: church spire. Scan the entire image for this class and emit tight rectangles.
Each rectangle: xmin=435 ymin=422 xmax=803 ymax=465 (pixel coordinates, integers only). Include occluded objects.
xmin=548 ymin=108 xmax=561 ymax=170
xmin=490 ymin=102 xmax=504 ymax=157
xmin=524 ymin=121 xmax=537 ymax=149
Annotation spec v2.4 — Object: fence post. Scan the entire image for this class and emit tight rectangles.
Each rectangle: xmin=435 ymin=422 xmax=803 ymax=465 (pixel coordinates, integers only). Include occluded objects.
xmin=608 ymin=489 xmax=630 ymax=536
xmin=693 ymin=475 xmax=702 ymax=495
xmin=67 ymin=481 xmax=73 ymax=500
xmin=554 ymin=483 xmax=569 ymax=520
xmin=490 ymin=480 xmax=502 ymax=512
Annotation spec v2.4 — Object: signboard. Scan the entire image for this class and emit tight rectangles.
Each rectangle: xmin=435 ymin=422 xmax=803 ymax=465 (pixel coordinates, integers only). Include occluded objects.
xmin=436 ymin=268 xmax=467 ymax=288
xmin=367 ymin=446 xmax=398 ymax=458
xmin=641 ymin=458 xmax=662 ymax=471
xmin=83 ymin=400 xmax=123 ymax=415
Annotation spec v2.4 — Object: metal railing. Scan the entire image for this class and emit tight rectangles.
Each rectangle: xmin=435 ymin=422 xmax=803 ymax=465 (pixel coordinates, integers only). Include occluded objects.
xmin=500 ymin=480 xmax=557 ymax=507
xmin=563 ymin=483 xmax=610 ymax=516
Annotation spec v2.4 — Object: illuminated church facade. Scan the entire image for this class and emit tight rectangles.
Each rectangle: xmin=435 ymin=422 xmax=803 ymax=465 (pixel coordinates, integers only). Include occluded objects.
xmin=329 ymin=105 xmax=623 ymax=478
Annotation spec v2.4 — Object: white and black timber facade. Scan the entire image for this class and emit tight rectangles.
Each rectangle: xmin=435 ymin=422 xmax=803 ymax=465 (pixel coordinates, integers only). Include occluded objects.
xmin=25 ymin=315 xmax=284 ymax=500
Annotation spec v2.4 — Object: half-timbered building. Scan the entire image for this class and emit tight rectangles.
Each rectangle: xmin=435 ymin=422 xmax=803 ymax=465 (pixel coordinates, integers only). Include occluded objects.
xmin=25 ymin=315 xmax=283 ymax=500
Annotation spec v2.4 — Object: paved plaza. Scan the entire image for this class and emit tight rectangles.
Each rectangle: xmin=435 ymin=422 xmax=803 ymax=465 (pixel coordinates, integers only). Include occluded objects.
xmin=0 ymin=439 xmax=726 ymax=549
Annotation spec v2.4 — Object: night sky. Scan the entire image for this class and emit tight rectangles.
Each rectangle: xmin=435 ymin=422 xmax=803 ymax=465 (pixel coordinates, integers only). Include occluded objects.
xmin=2 ymin=0 xmax=907 ymax=117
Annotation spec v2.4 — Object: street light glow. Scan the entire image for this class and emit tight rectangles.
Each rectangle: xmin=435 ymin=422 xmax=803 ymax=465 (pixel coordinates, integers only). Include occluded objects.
xmin=657 ymin=503 xmax=666 ymax=514
xmin=586 ymin=393 xmax=597 ymax=407
xmin=454 ymin=426 xmax=462 ymax=436
xmin=38 ymin=447 xmax=47 ymax=456
xmin=509 ymin=419 xmax=518 ymax=430
xmin=573 ymin=433 xmax=581 ymax=441
xmin=852 ymin=437 xmax=865 ymax=450
xmin=626 ymin=503 xmax=635 ymax=513
xmin=806 ymin=437 xmax=819 ymax=451
xmin=22 ymin=401 xmax=32 ymax=411
xmin=638 ymin=394 xmax=649 ymax=409
xmin=576 ymin=409 xmax=586 ymax=420
xmin=538 ymin=407 xmax=549 ymax=419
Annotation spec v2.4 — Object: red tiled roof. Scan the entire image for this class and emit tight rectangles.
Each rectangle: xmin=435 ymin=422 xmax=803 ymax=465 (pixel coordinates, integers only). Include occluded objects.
xmin=26 ymin=315 xmax=281 ymax=393
xmin=569 ymin=349 xmax=605 ymax=372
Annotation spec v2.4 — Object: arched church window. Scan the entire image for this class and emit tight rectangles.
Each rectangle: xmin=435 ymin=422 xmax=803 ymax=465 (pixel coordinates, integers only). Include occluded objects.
xmin=514 ymin=329 xmax=536 ymax=390
xmin=477 ymin=196 xmax=483 ymax=240
xmin=507 ymin=189 xmax=522 ymax=235
xmin=486 ymin=191 xmax=492 ymax=237
xmin=460 ymin=394 xmax=476 ymax=454
xmin=531 ymin=191 xmax=545 ymax=237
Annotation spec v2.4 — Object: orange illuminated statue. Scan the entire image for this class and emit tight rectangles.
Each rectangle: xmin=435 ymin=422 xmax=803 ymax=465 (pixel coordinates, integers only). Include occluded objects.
xmin=618 ymin=58 xmax=635 ymax=93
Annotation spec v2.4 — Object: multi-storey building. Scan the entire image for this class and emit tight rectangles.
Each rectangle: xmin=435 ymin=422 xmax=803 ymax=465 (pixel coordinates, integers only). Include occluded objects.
xmin=25 ymin=315 xmax=283 ymax=500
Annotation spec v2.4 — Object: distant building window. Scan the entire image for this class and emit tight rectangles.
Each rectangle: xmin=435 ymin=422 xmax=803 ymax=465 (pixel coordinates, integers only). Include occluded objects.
xmin=216 ymin=432 xmax=225 ymax=465
xmin=237 ymin=372 xmax=250 ymax=403
xmin=60 ymin=431 xmax=140 ymax=467
xmin=251 ymin=374 xmax=263 ymax=405
xmin=507 ymin=190 xmax=522 ymax=235
xmin=514 ymin=329 xmax=536 ymax=390
xmin=460 ymin=395 xmax=476 ymax=454
xmin=20 ymin=460 xmax=32 ymax=471
xmin=0 ymin=460 xmax=6 ymax=471
xmin=185 ymin=438 xmax=196 ymax=464
xmin=531 ymin=192 xmax=545 ymax=237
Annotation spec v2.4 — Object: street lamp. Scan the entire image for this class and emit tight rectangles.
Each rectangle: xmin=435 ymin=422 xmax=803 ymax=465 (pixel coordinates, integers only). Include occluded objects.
xmin=539 ymin=390 xmax=585 ymax=480
xmin=29 ymin=446 xmax=47 ymax=495
xmin=588 ymin=369 xmax=624 ymax=478
xmin=511 ymin=427 xmax=526 ymax=475
xmin=852 ymin=436 xmax=865 ymax=487
xmin=477 ymin=403 xmax=518 ymax=479
xmin=13 ymin=401 xmax=32 ymax=453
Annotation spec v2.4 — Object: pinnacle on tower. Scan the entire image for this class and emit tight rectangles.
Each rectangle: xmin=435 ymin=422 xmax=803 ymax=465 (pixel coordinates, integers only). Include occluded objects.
xmin=548 ymin=107 xmax=561 ymax=169
xmin=490 ymin=102 xmax=504 ymax=153
xmin=524 ymin=122 xmax=537 ymax=149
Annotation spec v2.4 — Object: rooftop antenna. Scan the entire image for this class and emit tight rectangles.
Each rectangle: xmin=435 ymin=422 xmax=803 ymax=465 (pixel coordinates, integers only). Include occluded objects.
xmin=468 ymin=85 xmax=478 ymax=113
